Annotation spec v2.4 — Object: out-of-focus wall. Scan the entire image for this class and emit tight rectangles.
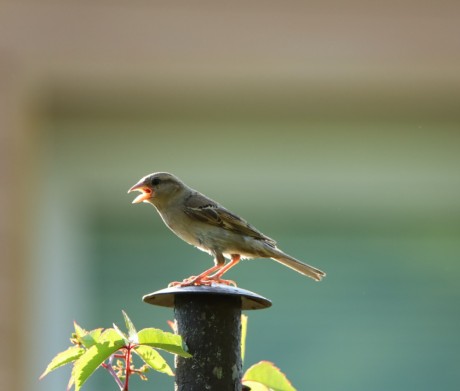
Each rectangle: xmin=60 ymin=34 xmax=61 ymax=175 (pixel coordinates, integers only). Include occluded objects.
xmin=1 ymin=2 xmax=459 ymax=391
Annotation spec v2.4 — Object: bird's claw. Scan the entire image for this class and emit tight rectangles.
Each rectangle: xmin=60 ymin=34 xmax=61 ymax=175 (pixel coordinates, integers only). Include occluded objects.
xmin=168 ymin=276 xmax=237 ymax=288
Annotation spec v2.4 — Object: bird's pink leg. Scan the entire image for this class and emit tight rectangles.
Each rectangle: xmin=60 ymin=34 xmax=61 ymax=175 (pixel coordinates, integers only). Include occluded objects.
xmin=208 ymin=254 xmax=240 ymax=286
xmin=168 ymin=263 xmax=223 ymax=287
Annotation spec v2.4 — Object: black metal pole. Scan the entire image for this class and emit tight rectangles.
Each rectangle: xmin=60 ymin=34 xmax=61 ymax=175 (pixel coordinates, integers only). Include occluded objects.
xmin=174 ymin=293 xmax=242 ymax=390
xmin=143 ymin=285 xmax=271 ymax=391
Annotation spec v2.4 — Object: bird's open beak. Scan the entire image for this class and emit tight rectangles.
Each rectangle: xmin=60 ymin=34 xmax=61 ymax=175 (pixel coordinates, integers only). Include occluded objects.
xmin=128 ymin=180 xmax=153 ymax=204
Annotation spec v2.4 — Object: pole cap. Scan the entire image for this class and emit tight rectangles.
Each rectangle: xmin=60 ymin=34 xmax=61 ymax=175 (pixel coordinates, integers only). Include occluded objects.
xmin=143 ymin=285 xmax=272 ymax=310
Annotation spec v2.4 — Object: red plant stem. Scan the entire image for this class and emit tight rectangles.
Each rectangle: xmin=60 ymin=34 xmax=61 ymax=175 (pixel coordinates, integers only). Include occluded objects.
xmin=123 ymin=345 xmax=133 ymax=391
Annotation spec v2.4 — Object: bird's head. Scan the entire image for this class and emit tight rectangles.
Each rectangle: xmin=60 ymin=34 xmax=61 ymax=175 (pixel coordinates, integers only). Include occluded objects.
xmin=128 ymin=172 xmax=184 ymax=204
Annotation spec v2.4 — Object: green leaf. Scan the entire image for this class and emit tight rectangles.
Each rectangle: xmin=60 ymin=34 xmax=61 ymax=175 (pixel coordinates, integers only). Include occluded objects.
xmin=81 ymin=329 xmax=103 ymax=349
xmin=40 ymin=346 xmax=85 ymax=380
xmin=73 ymin=322 xmax=103 ymax=349
xmin=122 ymin=311 xmax=138 ymax=342
xmin=241 ymin=314 xmax=248 ymax=363
xmin=74 ymin=322 xmax=86 ymax=338
xmin=67 ymin=374 xmax=75 ymax=391
xmin=243 ymin=361 xmax=296 ymax=391
xmin=138 ymin=328 xmax=191 ymax=358
xmin=134 ymin=345 xmax=173 ymax=376
xmin=112 ymin=323 xmax=129 ymax=344
xmin=99 ymin=328 xmax=126 ymax=345
xmin=72 ymin=328 xmax=126 ymax=391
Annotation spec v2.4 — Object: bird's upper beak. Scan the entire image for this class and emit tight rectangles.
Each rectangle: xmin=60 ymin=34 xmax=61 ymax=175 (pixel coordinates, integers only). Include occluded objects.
xmin=128 ymin=179 xmax=153 ymax=204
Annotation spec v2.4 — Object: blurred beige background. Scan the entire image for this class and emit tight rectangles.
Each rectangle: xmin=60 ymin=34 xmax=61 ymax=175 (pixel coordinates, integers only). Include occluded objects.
xmin=1 ymin=1 xmax=459 ymax=390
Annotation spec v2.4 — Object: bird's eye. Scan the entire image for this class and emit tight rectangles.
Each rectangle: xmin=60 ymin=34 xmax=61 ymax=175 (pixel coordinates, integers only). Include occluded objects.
xmin=151 ymin=177 xmax=161 ymax=186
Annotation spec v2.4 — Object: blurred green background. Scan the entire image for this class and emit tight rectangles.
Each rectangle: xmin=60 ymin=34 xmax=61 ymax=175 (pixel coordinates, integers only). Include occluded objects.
xmin=36 ymin=111 xmax=460 ymax=391
xmin=1 ymin=2 xmax=459 ymax=391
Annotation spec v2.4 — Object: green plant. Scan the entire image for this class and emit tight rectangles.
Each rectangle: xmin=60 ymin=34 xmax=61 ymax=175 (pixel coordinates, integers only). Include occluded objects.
xmin=242 ymin=361 xmax=296 ymax=391
xmin=40 ymin=311 xmax=191 ymax=391
xmin=41 ymin=312 xmax=296 ymax=391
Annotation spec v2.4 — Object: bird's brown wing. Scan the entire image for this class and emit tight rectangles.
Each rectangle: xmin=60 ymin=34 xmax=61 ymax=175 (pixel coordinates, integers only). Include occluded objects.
xmin=183 ymin=192 xmax=277 ymax=245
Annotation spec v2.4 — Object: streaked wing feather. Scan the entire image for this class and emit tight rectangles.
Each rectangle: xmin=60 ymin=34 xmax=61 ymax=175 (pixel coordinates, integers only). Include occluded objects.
xmin=183 ymin=192 xmax=276 ymax=245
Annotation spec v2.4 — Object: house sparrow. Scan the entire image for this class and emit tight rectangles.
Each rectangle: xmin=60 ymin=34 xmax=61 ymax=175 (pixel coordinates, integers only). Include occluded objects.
xmin=128 ymin=172 xmax=326 ymax=286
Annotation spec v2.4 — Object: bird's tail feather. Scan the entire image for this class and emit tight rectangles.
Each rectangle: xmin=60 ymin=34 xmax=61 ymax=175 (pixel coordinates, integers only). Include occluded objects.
xmin=271 ymin=252 xmax=326 ymax=281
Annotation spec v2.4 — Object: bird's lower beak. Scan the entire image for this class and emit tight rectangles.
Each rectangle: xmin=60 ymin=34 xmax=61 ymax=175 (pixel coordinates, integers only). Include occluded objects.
xmin=128 ymin=181 xmax=153 ymax=204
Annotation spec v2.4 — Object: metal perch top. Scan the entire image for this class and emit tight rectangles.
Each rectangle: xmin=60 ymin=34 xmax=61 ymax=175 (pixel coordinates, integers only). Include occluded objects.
xmin=143 ymin=284 xmax=272 ymax=310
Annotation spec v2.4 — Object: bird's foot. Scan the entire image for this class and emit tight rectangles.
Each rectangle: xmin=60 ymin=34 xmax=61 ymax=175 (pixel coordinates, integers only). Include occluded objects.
xmin=168 ymin=275 xmax=209 ymax=287
xmin=168 ymin=276 xmax=197 ymax=287
xmin=208 ymin=277 xmax=237 ymax=287
xmin=168 ymin=275 xmax=237 ymax=287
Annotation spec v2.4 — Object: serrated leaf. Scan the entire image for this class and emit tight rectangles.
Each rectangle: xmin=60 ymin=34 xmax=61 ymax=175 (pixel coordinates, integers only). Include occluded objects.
xmin=137 ymin=328 xmax=191 ymax=358
xmin=73 ymin=322 xmax=103 ymax=349
xmin=99 ymin=328 xmax=126 ymax=345
xmin=80 ymin=328 xmax=103 ymax=349
xmin=74 ymin=322 xmax=86 ymax=338
xmin=241 ymin=314 xmax=248 ymax=363
xmin=122 ymin=311 xmax=138 ymax=342
xmin=40 ymin=346 xmax=85 ymax=380
xmin=134 ymin=345 xmax=173 ymax=376
xmin=243 ymin=361 xmax=296 ymax=391
xmin=73 ymin=323 xmax=88 ymax=347
xmin=72 ymin=329 xmax=126 ymax=391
